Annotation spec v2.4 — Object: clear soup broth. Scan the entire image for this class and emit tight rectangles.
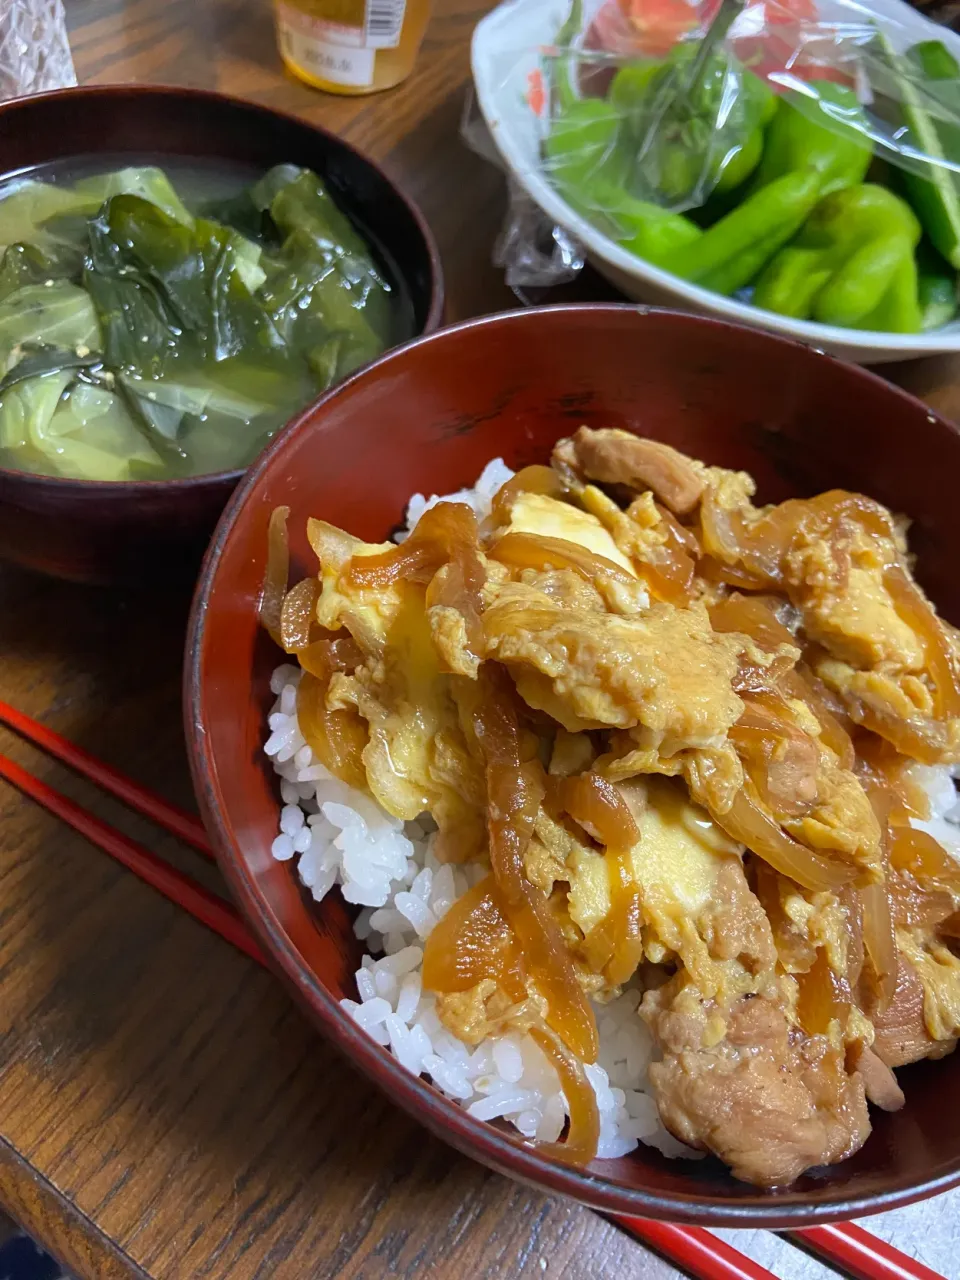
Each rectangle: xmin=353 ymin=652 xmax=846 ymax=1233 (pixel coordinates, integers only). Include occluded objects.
xmin=0 ymin=154 xmax=414 ymax=481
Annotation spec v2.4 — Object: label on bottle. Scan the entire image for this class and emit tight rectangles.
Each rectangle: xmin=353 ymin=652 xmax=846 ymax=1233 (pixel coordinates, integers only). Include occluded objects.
xmin=276 ymin=0 xmax=407 ymax=88
xmin=363 ymin=0 xmax=407 ymax=49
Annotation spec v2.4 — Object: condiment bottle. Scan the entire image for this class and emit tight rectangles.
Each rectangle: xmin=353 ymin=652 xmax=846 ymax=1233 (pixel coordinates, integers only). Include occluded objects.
xmin=275 ymin=0 xmax=432 ymax=95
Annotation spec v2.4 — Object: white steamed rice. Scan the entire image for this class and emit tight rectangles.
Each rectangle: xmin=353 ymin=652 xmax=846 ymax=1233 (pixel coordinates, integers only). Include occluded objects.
xmin=263 ymin=457 xmax=960 ymax=1162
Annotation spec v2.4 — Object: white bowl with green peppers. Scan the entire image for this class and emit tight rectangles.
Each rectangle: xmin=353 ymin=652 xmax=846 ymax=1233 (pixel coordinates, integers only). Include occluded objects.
xmin=472 ymin=0 xmax=960 ymax=364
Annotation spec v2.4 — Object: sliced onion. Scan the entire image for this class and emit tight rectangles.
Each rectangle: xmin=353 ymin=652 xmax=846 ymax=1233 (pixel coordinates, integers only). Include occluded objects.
xmin=488 ymin=465 xmax=572 ymax=528
xmin=656 ymin=502 xmax=701 ymax=559
xmin=839 ymin=884 xmax=865 ymax=992
xmin=632 ymin=503 xmax=697 ymax=606
xmin=347 ymin=501 xmax=480 ymax=588
xmin=712 ymin=789 xmax=857 ymax=892
xmin=699 ymin=494 xmax=753 ymax=568
xmin=279 ymin=578 xmax=319 ymax=654
xmin=345 ymin=502 xmax=486 ymax=663
xmin=296 ymin=670 xmax=368 ymax=790
xmin=709 ymin=593 xmax=796 ymax=653
xmin=559 ymin=773 xmax=644 ymax=986
xmin=489 ymin=531 xmax=637 ymax=588
xmin=851 ymin=699 xmax=950 ymax=767
xmin=422 ymin=875 xmax=521 ymax=994
xmin=729 ymin=699 xmax=819 ymax=819
xmin=699 ymin=556 xmax=772 ymax=592
xmin=860 ymin=881 xmax=898 ymax=1014
xmin=885 ymin=565 xmax=960 ymax=721
xmin=797 ymin=947 xmax=852 ymax=1037
xmin=259 ymin=505 xmax=290 ymax=646
xmin=856 ymin=735 xmax=929 ymax=822
xmin=471 ymin=667 xmax=598 ymax=1066
xmin=517 ymin=878 xmax=598 ymax=1064
xmin=701 ymin=489 xmax=895 ymax=593
xmin=888 ymin=869 xmax=956 ymax=932
xmin=298 ymin=632 xmax=364 ymax=680
xmin=560 ymin=772 xmax=640 ymax=850
xmin=890 ymin=827 xmax=960 ymax=892
xmin=530 ymin=1025 xmax=601 ymax=1167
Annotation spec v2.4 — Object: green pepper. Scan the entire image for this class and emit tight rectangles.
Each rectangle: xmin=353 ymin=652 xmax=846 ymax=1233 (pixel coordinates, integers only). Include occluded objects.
xmin=876 ymin=33 xmax=960 ymax=270
xmin=553 ymin=175 xmax=701 ymax=265
xmin=544 ymin=99 xmax=628 ymax=192
xmin=598 ymin=187 xmax=703 ymax=264
xmin=917 ymin=241 xmax=959 ymax=329
xmin=543 ymin=0 xmax=702 ymax=265
xmin=608 ymin=61 xmax=662 ymax=117
xmin=608 ymin=42 xmax=775 ymax=205
xmin=858 ymin=254 xmax=923 ymax=334
xmin=750 ymin=81 xmax=874 ymax=198
xmin=753 ymin=185 xmax=923 ymax=332
xmin=660 ymin=168 xmax=823 ymax=294
xmin=714 ymin=126 xmax=766 ymax=196
xmin=544 ymin=0 xmax=632 ymax=197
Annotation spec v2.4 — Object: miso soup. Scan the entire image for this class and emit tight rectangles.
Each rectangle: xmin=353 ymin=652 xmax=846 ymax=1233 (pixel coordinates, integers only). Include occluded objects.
xmin=0 ymin=154 xmax=413 ymax=481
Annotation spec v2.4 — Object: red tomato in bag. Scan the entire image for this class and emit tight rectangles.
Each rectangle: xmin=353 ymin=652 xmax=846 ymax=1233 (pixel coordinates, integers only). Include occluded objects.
xmin=585 ymin=0 xmax=719 ymax=59
xmin=580 ymin=0 xmax=853 ymax=89
xmin=579 ymin=0 xmax=719 ymax=96
xmin=731 ymin=0 xmax=856 ymax=89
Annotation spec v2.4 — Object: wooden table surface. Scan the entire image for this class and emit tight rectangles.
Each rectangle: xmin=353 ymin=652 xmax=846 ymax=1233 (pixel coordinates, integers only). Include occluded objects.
xmin=1 ymin=2 xmax=959 ymax=1278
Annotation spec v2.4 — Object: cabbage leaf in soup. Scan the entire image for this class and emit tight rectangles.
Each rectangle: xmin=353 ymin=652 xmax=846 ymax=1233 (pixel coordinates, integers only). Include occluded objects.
xmin=0 ymin=161 xmax=403 ymax=480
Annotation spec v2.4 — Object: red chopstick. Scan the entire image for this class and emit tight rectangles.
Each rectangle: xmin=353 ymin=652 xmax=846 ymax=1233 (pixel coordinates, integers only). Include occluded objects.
xmin=612 ymin=1219 xmax=777 ymax=1280
xmin=0 ymin=698 xmax=211 ymax=855
xmin=0 ymin=751 xmax=266 ymax=966
xmin=0 ymin=705 xmax=947 ymax=1280
xmin=790 ymin=1224 xmax=944 ymax=1280
xmin=613 ymin=1216 xmax=945 ymax=1280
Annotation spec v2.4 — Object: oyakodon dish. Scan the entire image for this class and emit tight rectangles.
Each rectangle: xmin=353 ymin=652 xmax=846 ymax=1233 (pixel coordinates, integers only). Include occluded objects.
xmin=262 ymin=428 xmax=960 ymax=1188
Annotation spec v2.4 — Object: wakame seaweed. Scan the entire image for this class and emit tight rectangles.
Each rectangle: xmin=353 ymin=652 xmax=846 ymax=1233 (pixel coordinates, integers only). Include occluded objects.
xmin=0 ymin=162 xmax=402 ymax=481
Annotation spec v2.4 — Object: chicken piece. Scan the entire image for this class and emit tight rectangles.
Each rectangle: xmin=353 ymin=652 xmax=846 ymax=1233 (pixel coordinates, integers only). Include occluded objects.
xmin=643 ymin=978 xmax=871 ymax=1187
xmin=871 ymin=952 xmax=948 ymax=1067
xmin=483 ymin=589 xmax=748 ymax=751
xmin=555 ymin=427 xmax=706 ymax=515
xmin=849 ymin=1043 xmax=905 ymax=1112
xmin=559 ymin=778 xmax=876 ymax=1187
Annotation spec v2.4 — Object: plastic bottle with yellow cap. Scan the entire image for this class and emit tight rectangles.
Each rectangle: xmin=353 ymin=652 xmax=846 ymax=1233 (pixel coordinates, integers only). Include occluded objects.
xmin=275 ymin=0 xmax=432 ymax=95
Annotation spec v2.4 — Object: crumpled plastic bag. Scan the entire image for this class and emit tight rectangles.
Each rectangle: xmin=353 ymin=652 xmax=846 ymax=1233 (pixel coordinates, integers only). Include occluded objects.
xmin=0 ymin=0 xmax=76 ymax=102
xmin=469 ymin=0 xmax=960 ymax=290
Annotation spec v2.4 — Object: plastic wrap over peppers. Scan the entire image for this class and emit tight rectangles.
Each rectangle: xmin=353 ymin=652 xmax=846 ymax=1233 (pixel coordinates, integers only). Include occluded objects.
xmin=473 ymin=0 xmax=960 ymax=333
